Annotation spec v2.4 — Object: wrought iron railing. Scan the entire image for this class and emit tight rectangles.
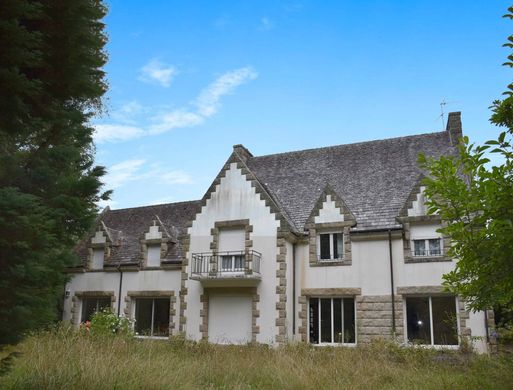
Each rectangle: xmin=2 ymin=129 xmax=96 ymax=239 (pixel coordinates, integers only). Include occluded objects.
xmin=191 ymin=250 xmax=261 ymax=277
xmin=412 ymin=249 xmax=442 ymax=257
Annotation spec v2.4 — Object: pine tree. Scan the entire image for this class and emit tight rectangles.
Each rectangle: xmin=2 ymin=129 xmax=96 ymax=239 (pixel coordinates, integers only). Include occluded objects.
xmin=0 ymin=0 xmax=110 ymax=344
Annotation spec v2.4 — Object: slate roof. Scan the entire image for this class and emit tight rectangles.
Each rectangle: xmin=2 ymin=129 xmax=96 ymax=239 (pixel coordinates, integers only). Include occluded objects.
xmin=75 ymin=200 xmax=202 ymax=265
xmin=75 ymin=125 xmax=459 ymax=266
xmin=246 ymin=130 xmax=458 ymax=231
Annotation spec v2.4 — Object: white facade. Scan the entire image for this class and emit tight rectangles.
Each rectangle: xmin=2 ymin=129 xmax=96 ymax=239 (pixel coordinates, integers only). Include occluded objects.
xmin=63 ymin=141 xmax=492 ymax=353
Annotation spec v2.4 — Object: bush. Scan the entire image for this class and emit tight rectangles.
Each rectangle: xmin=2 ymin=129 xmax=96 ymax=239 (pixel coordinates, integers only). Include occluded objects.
xmin=88 ymin=309 xmax=134 ymax=337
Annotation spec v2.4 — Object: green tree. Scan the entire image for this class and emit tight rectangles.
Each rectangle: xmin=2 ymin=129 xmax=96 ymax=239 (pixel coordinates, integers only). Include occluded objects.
xmin=419 ymin=6 xmax=513 ymax=313
xmin=0 ymin=0 xmax=110 ymax=344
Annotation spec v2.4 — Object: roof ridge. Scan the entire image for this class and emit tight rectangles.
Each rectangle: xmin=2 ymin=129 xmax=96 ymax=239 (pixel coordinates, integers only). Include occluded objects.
xmin=107 ymin=199 xmax=202 ymax=213
xmin=249 ymin=130 xmax=449 ymax=160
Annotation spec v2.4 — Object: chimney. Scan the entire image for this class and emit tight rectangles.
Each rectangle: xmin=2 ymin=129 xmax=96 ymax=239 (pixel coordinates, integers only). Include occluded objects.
xmin=232 ymin=144 xmax=253 ymax=162
xmin=446 ymin=112 xmax=462 ymax=146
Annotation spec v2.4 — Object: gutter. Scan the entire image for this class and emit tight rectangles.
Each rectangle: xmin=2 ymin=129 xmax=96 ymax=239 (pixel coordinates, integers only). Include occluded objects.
xmin=388 ymin=229 xmax=396 ymax=335
xmin=117 ymin=261 xmax=123 ymax=316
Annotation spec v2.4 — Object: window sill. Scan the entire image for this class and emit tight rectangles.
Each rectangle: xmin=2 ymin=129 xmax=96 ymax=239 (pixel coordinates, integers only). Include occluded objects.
xmin=312 ymin=342 xmax=357 ymax=347
xmin=403 ymin=342 xmax=459 ymax=350
xmin=311 ymin=259 xmax=351 ymax=267
xmin=405 ymin=256 xmax=452 ymax=263
xmin=135 ymin=335 xmax=169 ymax=340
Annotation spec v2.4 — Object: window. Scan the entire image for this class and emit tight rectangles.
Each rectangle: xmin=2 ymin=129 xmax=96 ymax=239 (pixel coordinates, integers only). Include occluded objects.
xmin=318 ymin=232 xmax=344 ymax=261
xmin=135 ymin=298 xmax=170 ymax=337
xmin=406 ymin=296 xmax=458 ymax=346
xmin=91 ymin=248 xmax=104 ymax=269
xmin=220 ymin=254 xmax=245 ymax=271
xmin=412 ymin=238 xmax=441 ymax=257
xmin=81 ymin=297 xmax=111 ymax=322
xmin=147 ymin=244 xmax=161 ymax=267
xmin=309 ymin=297 xmax=355 ymax=344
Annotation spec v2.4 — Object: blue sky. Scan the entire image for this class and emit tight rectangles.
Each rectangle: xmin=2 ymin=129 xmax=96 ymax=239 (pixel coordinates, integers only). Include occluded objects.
xmin=95 ymin=0 xmax=512 ymax=209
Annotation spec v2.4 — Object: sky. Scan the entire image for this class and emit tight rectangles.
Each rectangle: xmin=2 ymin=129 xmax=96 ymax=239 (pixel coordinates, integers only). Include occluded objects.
xmin=95 ymin=0 xmax=512 ymax=210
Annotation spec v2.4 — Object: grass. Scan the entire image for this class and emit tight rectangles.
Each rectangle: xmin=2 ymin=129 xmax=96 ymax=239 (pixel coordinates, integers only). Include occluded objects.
xmin=1 ymin=327 xmax=513 ymax=389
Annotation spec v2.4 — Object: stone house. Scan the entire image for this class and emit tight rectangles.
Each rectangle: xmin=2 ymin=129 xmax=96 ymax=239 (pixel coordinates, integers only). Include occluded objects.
xmin=62 ymin=111 xmax=494 ymax=352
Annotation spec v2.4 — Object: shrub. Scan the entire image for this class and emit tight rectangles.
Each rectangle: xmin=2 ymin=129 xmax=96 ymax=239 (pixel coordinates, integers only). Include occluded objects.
xmin=89 ymin=308 xmax=134 ymax=337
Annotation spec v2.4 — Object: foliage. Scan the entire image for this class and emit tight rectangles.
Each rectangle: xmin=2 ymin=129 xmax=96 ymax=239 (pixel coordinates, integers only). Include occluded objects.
xmin=0 ymin=0 xmax=110 ymax=345
xmin=418 ymin=6 xmax=513 ymax=313
xmin=88 ymin=308 xmax=134 ymax=337
xmin=1 ymin=329 xmax=513 ymax=389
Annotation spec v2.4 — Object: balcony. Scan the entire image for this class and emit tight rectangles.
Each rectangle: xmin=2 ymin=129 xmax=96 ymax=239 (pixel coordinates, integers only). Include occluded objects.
xmin=190 ymin=250 xmax=262 ymax=287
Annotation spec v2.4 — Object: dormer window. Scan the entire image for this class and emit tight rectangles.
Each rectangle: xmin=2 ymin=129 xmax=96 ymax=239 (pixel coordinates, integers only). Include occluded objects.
xmin=146 ymin=244 xmax=161 ymax=267
xmin=91 ymin=248 xmax=105 ymax=269
xmin=318 ymin=232 xmax=344 ymax=261
xmin=413 ymin=238 xmax=442 ymax=257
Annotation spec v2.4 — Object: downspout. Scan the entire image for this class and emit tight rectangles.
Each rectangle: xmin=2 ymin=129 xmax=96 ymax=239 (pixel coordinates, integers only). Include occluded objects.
xmin=484 ymin=309 xmax=490 ymax=343
xmin=388 ymin=229 xmax=396 ymax=335
xmin=117 ymin=263 xmax=123 ymax=316
xmin=292 ymin=242 xmax=296 ymax=336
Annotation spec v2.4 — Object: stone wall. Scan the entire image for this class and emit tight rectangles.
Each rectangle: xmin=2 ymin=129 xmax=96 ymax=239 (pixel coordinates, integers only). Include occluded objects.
xmin=356 ymin=295 xmax=404 ymax=342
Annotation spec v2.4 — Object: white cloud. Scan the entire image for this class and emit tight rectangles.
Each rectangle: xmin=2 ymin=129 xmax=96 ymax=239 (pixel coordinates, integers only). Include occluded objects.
xmin=149 ymin=110 xmax=204 ymax=135
xmin=111 ymin=101 xmax=144 ymax=124
xmin=96 ymin=199 xmax=118 ymax=210
xmin=162 ymin=170 xmax=193 ymax=184
xmin=94 ymin=124 xmax=144 ymax=143
xmin=103 ymin=159 xmax=146 ymax=188
xmin=139 ymin=59 xmax=178 ymax=87
xmin=95 ymin=66 xmax=258 ymax=143
xmin=259 ymin=17 xmax=274 ymax=31
xmin=195 ymin=67 xmax=258 ymax=117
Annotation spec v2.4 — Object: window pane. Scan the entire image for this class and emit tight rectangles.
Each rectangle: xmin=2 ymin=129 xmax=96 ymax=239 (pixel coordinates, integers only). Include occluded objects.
xmin=333 ymin=298 xmax=342 ymax=343
xmin=221 ymin=255 xmax=232 ymax=271
xmin=320 ymin=234 xmax=331 ymax=259
xmin=153 ymin=299 xmax=170 ymax=337
xmin=81 ymin=298 xmax=97 ymax=322
xmin=309 ymin=298 xmax=319 ymax=344
xmin=413 ymin=240 xmax=426 ymax=256
xmin=406 ymin=297 xmax=431 ymax=344
xmin=135 ymin=299 xmax=153 ymax=336
xmin=432 ymin=297 xmax=458 ymax=345
xmin=429 ymin=239 xmax=441 ymax=256
xmin=343 ymin=298 xmax=356 ymax=343
xmin=333 ymin=233 xmax=343 ymax=259
xmin=320 ymin=298 xmax=332 ymax=343
xmin=233 ymin=255 xmax=244 ymax=270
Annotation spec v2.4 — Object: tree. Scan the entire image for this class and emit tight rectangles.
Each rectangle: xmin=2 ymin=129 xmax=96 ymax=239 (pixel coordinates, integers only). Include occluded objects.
xmin=0 ymin=0 xmax=110 ymax=344
xmin=419 ymin=6 xmax=513 ymax=313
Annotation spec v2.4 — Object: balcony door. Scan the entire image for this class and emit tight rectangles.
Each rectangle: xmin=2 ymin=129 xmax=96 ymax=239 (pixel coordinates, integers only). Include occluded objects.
xmin=218 ymin=228 xmax=245 ymax=272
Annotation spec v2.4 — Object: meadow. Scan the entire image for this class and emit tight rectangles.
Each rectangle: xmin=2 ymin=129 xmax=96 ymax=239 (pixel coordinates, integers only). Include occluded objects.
xmin=1 ymin=327 xmax=512 ymax=389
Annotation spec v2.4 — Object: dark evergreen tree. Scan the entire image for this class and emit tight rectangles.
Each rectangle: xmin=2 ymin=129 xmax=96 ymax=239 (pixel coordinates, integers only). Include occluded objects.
xmin=0 ymin=0 xmax=110 ymax=344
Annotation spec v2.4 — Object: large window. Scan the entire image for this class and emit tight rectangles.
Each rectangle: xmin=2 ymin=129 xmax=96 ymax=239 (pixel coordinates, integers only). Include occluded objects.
xmin=412 ymin=238 xmax=441 ymax=257
xmin=81 ymin=297 xmax=111 ymax=322
xmin=309 ymin=297 xmax=355 ymax=344
xmin=406 ymin=296 xmax=458 ymax=346
xmin=135 ymin=298 xmax=170 ymax=337
xmin=318 ymin=232 xmax=344 ymax=261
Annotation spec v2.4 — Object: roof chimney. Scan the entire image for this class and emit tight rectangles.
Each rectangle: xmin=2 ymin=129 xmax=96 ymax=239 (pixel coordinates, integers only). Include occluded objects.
xmin=446 ymin=112 xmax=462 ymax=146
xmin=233 ymin=144 xmax=253 ymax=162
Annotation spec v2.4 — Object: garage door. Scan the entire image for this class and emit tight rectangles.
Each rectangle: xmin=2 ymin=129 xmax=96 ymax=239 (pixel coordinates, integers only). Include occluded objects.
xmin=208 ymin=294 xmax=252 ymax=345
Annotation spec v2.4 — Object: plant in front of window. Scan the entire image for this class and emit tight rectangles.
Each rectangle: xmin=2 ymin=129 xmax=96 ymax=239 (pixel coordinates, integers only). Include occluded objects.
xmin=89 ymin=308 xmax=134 ymax=337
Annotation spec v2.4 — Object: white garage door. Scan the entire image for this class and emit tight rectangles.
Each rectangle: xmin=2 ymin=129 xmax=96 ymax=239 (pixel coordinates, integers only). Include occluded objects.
xmin=208 ymin=295 xmax=252 ymax=345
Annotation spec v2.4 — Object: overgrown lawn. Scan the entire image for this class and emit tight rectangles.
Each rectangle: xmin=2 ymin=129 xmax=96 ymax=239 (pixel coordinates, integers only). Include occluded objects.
xmin=1 ymin=327 xmax=512 ymax=389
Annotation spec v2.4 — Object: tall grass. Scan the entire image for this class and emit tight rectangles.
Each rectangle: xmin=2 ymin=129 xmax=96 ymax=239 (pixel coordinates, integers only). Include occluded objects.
xmin=1 ymin=326 xmax=512 ymax=389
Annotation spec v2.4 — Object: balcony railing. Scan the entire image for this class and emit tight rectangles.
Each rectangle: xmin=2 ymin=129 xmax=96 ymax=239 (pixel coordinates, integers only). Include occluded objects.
xmin=191 ymin=250 xmax=261 ymax=278
xmin=412 ymin=249 xmax=442 ymax=257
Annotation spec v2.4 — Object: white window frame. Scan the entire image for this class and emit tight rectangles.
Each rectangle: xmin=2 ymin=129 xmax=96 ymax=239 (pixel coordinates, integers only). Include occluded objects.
xmin=316 ymin=231 xmax=344 ymax=262
xmin=403 ymin=296 xmax=460 ymax=349
xmin=133 ymin=297 xmax=170 ymax=339
xmin=308 ymin=297 xmax=357 ymax=346
xmin=411 ymin=237 xmax=443 ymax=257
xmin=220 ymin=254 xmax=245 ymax=272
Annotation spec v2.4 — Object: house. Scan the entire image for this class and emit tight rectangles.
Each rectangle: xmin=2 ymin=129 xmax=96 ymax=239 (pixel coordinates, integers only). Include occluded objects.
xmin=62 ymin=112 xmax=494 ymax=352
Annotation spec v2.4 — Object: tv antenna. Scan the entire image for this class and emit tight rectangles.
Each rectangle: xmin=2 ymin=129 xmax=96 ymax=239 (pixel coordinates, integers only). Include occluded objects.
xmin=439 ymin=99 xmax=447 ymax=131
